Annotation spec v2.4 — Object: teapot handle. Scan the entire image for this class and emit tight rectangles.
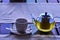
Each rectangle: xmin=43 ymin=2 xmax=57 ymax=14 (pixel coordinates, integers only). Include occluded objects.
xmin=54 ymin=17 xmax=60 ymax=22
xmin=53 ymin=17 xmax=60 ymax=35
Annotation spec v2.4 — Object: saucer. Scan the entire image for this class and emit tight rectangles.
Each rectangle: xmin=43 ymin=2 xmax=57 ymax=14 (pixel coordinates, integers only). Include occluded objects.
xmin=0 ymin=34 xmax=10 ymax=37
xmin=6 ymin=25 xmax=32 ymax=35
xmin=6 ymin=27 xmax=21 ymax=35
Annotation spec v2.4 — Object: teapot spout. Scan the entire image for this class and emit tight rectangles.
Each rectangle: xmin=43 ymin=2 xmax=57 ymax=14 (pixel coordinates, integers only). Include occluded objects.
xmin=30 ymin=14 xmax=36 ymax=24
xmin=30 ymin=14 xmax=35 ymax=20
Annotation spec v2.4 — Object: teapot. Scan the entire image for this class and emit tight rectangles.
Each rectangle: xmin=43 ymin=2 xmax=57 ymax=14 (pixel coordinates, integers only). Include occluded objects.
xmin=31 ymin=12 xmax=55 ymax=32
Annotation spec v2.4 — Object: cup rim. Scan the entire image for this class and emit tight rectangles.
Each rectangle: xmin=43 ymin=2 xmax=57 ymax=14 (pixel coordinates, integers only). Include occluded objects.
xmin=15 ymin=18 xmax=28 ymax=24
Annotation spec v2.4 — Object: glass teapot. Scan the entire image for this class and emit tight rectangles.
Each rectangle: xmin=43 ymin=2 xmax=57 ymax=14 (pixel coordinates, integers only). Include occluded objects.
xmin=31 ymin=12 xmax=55 ymax=32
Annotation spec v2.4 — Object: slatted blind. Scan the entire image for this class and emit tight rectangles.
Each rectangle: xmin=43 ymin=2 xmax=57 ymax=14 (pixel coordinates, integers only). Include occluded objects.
xmin=10 ymin=0 xmax=26 ymax=3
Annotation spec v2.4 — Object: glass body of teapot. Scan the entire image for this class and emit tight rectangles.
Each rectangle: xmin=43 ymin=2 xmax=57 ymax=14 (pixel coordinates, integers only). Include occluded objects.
xmin=31 ymin=12 xmax=55 ymax=32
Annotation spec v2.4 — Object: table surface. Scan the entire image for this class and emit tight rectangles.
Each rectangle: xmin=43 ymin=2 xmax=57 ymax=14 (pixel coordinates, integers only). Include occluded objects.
xmin=0 ymin=34 xmax=60 ymax=40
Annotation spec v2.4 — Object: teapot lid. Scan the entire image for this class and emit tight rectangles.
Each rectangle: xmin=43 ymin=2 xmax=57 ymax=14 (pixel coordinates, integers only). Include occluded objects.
xmin=39 ymin=12 xmax=53 ymax=19
xmin=42 ymin=12 xmax=50 ymax=18
xmin=37 ymin=12 xmax=54 ymax=23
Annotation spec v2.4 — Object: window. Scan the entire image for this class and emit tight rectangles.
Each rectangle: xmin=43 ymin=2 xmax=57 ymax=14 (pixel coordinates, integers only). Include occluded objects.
xmin=10 ymin=0 xmax=26 ymax=3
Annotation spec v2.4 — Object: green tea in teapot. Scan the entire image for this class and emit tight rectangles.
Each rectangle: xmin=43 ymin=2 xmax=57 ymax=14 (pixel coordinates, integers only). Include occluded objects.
xmin=34 ymin=19 xmax=55 ymax=32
